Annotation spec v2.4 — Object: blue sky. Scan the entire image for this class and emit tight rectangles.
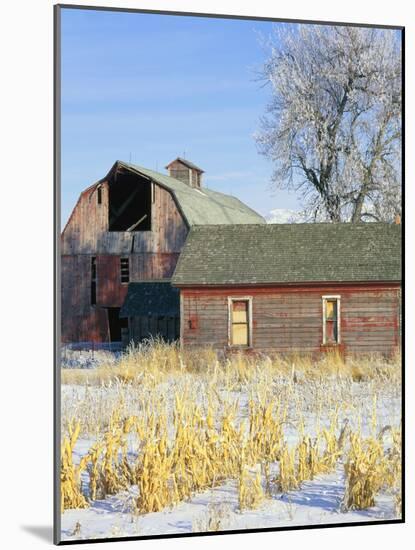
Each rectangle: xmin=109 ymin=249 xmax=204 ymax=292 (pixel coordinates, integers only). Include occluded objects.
xmin=60 ymin=8 xmax=300 ymax=226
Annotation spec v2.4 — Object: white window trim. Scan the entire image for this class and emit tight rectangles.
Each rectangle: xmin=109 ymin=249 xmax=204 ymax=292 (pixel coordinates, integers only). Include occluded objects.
xmin=228 ymin=296 xmax=253 ymax=348
xmin=322 ymin=295 xmax=341 ymax=345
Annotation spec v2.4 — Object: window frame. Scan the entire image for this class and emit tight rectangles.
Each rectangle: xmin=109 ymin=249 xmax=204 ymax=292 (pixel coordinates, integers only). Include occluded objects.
xmin=322 ymin=295 xmax=341 ymax=345
xmin=120 ymin=257 xmax=130 ymax=284
xmin=228 ymin=296 xmax=253 ymax=348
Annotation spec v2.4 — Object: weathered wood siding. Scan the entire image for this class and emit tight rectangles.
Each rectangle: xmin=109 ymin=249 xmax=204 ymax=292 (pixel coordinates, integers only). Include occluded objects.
xmin=61 ymin=178 xmax=188 ymax=343
xmin=180 ymin=284 xmax=401 ymax=356
xmin=129 ymin=316 xmax=180 ymax=344
xmin=62 ymin=181 xmax=187 ymax=254
xmin=167 ymin=159 xmax=200 ymax=188
xmin=61 ymin=254 xmax=110 ymax=342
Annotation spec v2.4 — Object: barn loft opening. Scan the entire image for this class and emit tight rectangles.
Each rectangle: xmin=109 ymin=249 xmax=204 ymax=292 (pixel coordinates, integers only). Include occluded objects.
xmin=108 ymin=171 xmax=151 ymax=231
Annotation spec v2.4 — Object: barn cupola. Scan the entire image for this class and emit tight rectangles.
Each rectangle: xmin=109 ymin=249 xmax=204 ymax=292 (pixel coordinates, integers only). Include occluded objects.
xmin=165 ymin=157 xmax=204 ymax=188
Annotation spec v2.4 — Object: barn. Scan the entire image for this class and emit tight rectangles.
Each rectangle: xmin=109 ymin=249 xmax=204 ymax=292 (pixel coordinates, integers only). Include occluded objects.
xmin=61 ymin=158 xmax=265 ymax=346
xmin=172 ymin=223 xmax=402 ymax=357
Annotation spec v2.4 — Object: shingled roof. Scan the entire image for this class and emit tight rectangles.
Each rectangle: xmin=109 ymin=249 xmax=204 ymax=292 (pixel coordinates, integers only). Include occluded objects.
xmin=172 ymin=223 xmax=401 ymax=286
xmin=116 ymin=161 xmax=265 ymax=226
xmin=120 ymin=281 xmax=180 ymax=318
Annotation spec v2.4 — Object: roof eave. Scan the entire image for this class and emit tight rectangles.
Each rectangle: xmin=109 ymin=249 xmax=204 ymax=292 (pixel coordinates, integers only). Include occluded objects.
xmin=172 ymin=279 xmax=401 ymax=288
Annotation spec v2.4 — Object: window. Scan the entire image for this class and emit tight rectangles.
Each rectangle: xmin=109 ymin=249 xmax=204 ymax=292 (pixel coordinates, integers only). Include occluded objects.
xmin=229 ymin=298 xmax=252 ymax=347
xmin=91 ymin=257 xmax=97 ymax=305
xmin=120 ymin=258 xmax=130 ymax=284
xmin=97 ymin=186 xmax=102 ymax=205
xmin=322 ymin=296 xmax=340 ymax=344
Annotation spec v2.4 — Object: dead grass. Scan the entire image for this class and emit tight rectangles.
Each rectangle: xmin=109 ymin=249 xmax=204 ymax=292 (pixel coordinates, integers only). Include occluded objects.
xmin=61 ymin=340 xmax=401 ymax=386
xmin=60 ymin=342 xmax=401 ymax=516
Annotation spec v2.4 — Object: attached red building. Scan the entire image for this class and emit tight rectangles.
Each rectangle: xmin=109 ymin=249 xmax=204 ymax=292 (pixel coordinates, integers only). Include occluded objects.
xmin=172 ymin=224 xmax=401 ymax=357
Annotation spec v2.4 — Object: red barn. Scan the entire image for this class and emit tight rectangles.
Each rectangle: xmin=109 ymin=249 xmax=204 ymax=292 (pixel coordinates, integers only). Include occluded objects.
xmin=61 ymin=158 xmax=265 ymax=346
xmin=172 ymin=224 xmax=401 ymax=357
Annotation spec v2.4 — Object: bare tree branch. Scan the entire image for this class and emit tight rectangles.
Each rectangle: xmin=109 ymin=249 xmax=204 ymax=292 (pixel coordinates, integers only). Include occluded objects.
xmin=255 ymin=25 xmax=402 ymax=222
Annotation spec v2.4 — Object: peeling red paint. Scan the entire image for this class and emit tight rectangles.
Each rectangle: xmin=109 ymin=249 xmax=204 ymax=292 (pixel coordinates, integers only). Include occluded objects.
xmin=180 ymin=283 xmax=401 ymax=356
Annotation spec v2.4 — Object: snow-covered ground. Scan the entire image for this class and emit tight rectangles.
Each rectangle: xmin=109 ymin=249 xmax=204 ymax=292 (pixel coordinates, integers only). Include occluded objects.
xmin=61 ymin=347 xmax=121 ymax=369
xmin=61 ymin=467 xmax=397 ymax=541
xmin=60 ymin=355 xmax=401 ymax=542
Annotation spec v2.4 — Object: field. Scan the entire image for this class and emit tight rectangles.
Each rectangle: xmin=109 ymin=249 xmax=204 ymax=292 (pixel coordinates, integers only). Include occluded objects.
xmin=60 ymin=342 xmax=402 ymax=541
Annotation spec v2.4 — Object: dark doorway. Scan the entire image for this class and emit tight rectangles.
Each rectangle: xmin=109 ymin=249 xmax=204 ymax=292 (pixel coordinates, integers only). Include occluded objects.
xmin=119 ymin=282 xmax=181 ymax=346
xmin=108 ymin=172 xmax=151 ymax=231
xmin=107 ymin=307 xmax=128 ymax=342
xmin=129 ymin=316 xmax=180 ymax=344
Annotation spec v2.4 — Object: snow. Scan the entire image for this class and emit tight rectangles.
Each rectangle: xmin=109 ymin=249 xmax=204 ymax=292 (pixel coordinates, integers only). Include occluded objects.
xmin=61 ymin=468 xmax=397 ymax=541
xmin=60 ymin=360 xmax=401 ymax=542
xmin=61 ymin=348 xmax=120 ymax=369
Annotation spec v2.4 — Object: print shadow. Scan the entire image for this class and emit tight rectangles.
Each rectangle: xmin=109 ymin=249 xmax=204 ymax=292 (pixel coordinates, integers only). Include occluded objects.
xmin=21 ymin=525 xmax=53 ymax=543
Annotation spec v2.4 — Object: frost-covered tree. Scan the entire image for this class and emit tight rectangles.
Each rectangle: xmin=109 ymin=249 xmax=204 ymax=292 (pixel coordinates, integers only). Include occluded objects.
xmin=256 ymin=25 xmax=402 ymax=222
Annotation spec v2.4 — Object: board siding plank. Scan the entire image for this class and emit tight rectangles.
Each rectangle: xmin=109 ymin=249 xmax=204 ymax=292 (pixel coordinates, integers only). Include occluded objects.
xmin=181 ymin=286 xmax=400 ymax=356
xmin=61 ymin=177 xmax=189 ymax=343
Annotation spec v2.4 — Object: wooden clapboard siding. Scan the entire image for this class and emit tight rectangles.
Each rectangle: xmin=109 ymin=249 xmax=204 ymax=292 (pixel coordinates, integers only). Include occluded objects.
xmin=341 ymin=289 xmax=400 ymax=353
xmin=180 ymin=284 xmax=401 ymax=355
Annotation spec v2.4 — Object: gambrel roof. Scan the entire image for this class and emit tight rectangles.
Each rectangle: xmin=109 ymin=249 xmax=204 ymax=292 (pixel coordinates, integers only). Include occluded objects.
xmin=172 ymin=223 xmax=402 ymax=286
xmin=115 ymin=161 xmax=265 ymax=226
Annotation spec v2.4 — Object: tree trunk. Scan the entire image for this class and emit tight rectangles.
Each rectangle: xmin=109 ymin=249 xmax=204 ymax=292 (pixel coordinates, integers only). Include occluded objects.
xmin=325 ymin=194 xmax=341 ymax=222
xmin=351 ymin=173 xmax=370 ymax=223
xmin=351 ymin=193 xmax=365 ymax=223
